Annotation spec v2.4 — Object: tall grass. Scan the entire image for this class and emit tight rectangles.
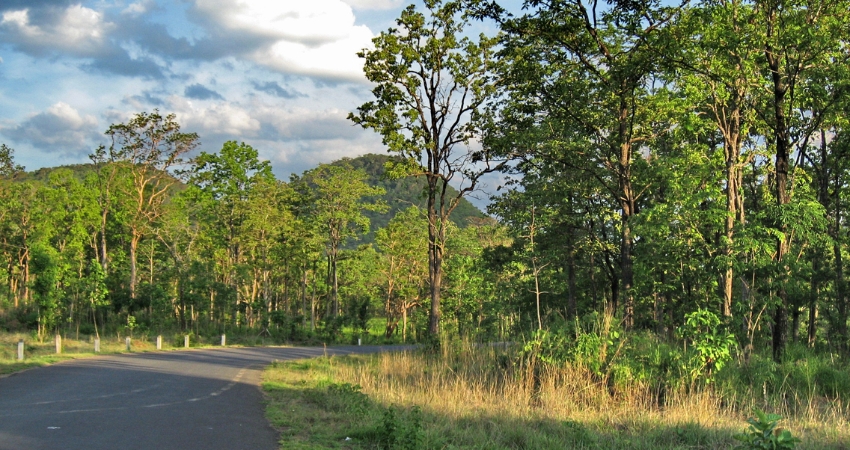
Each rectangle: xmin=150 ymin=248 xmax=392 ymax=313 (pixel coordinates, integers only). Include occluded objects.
xmin=269 ymin=338 xmax=850 ymax=449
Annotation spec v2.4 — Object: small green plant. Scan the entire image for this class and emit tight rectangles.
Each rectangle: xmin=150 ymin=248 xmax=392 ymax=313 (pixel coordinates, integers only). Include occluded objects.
xmin=327 ymin=382 xmax=369 ymax=414
xmin=733 ymin=409 xmax=800 ymax=449
xmin=126 ymin=315 xmax=137 ymax=337
xmin=379 ymin=405 xmax=423 ymax=450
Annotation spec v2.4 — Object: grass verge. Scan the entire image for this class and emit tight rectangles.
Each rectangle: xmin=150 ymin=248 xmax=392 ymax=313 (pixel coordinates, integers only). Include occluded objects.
xmin=0 ymin=332 xmax=232 ymax=376
xmin=263 ymin=344 xmax=850 ymax=449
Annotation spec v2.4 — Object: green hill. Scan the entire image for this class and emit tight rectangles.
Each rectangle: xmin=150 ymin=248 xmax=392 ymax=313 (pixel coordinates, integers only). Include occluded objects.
xmin=328 ymin=153 xmax=487 ymax=240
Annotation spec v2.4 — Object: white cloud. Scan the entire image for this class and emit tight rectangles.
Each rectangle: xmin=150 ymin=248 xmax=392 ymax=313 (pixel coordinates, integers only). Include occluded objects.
xmin=0 ymin=5 xmax=114 ymax=56
xmin=4 ymin=102 xmax=100 ymax=154
xmin=193 ymin=0 xmax=373 ymax=81
xmin=167 ymin=96 xmax=261 ymax=136
xmin=123 ymin=0 xmax=156 ymax=16
xmin=152 ymin=95 xmax=381 ymax=175
xmin=261 ymin=25 xmax=372 ymax=81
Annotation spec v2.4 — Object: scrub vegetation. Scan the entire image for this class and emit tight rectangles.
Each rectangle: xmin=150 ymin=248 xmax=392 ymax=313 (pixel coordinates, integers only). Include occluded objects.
xmin=3 ymin=0 xmax=850 ymax=446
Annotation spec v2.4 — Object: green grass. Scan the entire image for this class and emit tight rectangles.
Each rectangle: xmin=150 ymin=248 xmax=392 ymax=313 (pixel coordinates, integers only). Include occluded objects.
xmin=263 ymin=357 xmax=384 ymax=449
xmin=0 ymin=331 xmax=234 ymax=376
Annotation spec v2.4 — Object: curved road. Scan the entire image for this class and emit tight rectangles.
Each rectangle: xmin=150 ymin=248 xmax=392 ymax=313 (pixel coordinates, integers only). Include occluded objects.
xmin=0 ymin=345 xmax=395 ymax=450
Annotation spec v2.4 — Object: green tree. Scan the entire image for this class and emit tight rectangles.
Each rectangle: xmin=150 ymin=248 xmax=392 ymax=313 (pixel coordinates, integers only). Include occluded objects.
xmin=492 ymin=0 xmax=688 ymax=328
xmin=294 ymin=164 xmax=386 ymax=319
xmin=187 ymin=141 xmax=277 ymax=329
xmin=0 ymin=144 xmax=24 ymax=178
xmin=376 ymin=206 xmax=429 ymax=340
xmin=30 ymin=243 xmax=61 ymax=340
xmin=669 ymin=0 xmax=761 ymax=318
xmin=748 ymin=0 xmax=849 ymax=359
xmin=105 ymin=110 xmax=198 ymax=301
xmin=350 ymin=0 xmax=507 ymax=335
xmin=84 ymin=258 xmax=109 ymax=339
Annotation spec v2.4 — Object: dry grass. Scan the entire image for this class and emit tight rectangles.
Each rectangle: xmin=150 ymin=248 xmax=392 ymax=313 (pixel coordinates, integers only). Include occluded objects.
xmin=290 ymin=341 xmax=850 ymax=449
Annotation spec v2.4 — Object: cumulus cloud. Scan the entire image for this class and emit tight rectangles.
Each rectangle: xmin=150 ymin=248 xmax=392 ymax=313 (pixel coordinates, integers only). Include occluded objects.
xmin=4 ymin=102 xmax=101 ymax=155
xmin=122 ymin=0 xmax=156 ymax=16
xmin=191 ymin=0 xmax=373 ymax=81
xmin=184 ymin=84 xmax=224 ymax=101
xmin=167 ymin=96 xmax=261 ymax=137
xmin=252 ymin=81 xmax=303 ymax=99
xmin=83 ymin=48 xmax=166 ymax=79
xmin=0 ymin=1 xmax=77 ymax=12
xmin=0 ymin=5 xmax=114 ymax=57
xmin=166 ymin=96 xmax=364 ymax=144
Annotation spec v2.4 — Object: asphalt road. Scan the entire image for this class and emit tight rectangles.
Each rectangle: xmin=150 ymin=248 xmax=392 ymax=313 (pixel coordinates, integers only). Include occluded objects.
xmin=0 ymin=345 xmax=395 ymax=450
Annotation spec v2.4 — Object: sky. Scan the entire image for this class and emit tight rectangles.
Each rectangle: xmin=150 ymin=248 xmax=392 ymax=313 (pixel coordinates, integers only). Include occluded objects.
xmin=0 ymin=0 xmax=509 ymax=194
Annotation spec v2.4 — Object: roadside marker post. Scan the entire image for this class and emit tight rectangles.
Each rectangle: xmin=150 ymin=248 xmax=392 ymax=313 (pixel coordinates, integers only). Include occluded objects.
xmin=156 ymin=335 xmax=162 ymax=350
xmin=17 ymin=340 xmax=23 ymax=360
xmin=125 ymin=337 xmax=132 ymax=351
xmin=184 ymin=335 xmax=190 ymax=348
xmin=94 ymin=338 xmax=100 ymax=353
xmin=55 ymin=335 xmax=61 ymax=354
xmin=221 ymin=334 xmax=226 ymax=346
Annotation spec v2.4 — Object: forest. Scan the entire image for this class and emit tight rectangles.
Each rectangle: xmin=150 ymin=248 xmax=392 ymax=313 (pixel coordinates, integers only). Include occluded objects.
xmin=1 ymin=0 xmax=849 ymax=379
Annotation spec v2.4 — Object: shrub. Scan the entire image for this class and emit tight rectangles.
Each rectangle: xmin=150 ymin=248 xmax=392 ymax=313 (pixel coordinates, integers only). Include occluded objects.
xmin=679 ymin=309 xmax=736 ymax=384
xmin=733 ymin=409 xmax=800 ymax=449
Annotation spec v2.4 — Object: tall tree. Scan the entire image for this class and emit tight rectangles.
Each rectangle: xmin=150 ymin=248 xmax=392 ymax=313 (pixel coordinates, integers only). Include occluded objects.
xmin=350 ymin=0 xmax=506 ymax=335
xmin=293 ymin=164 xmax=385 ymax=318
xmin=376 ymin=206 xmax=429 ymax=339
xmin=670 ymin=0 xmax=760 ymax=318
xmin=750 ymin=0 xmax=848 ymax=359
xmin=492 ymin=0 xmax=687 ymax=328
xmin=105 ymin=111 xmax=198 ymax=301
xmin=188 ymin=141 xmax=276 ymax=326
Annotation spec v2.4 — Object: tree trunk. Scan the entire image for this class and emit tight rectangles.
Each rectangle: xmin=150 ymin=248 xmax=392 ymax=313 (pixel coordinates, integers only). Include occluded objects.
xmin=427 ymin=175 xmax=443 ymax=336
xmin=835 ymin=208 xmax=846 ymax=350
xmin=100 ymin=207 xmax=109 ymax=272
xmin=766 ymin=8 xmax=791 ymax=362
xmin=331 ymin=251 xmax=339 ymax=317
xmin=721 ymin=122 xmax=741 ymax=317
xmin=618 ymin=96 xmax=636 ymax=330
xmin=567 ymin=245 xmax=577 ymax=319
xmin=301 ymin=265 xmax=308 ymax=327
xmin=130 ymin=229 xmax=141 ymax=301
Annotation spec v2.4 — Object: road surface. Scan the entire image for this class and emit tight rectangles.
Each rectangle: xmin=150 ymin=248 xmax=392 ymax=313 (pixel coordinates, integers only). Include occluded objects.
xmin=0 ymin=345 xmax=394 ymax=450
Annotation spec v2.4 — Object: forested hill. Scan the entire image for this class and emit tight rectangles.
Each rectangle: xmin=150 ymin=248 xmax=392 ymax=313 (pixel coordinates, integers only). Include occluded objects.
xmin=329 ymin=153 xmax=486 ymax=238
xmin=21 ymin=164 xmax=94 ymax=183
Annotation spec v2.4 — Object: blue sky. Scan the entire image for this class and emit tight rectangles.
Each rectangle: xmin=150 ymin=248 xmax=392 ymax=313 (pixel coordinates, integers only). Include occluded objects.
xmin=0 ymin=0 xmax=512 ymax=184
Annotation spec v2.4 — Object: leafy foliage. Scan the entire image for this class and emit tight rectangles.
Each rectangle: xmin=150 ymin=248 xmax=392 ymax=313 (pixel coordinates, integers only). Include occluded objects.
xmin=679 ymin=309 xmax=737 ymax=383
xmin=733 ymin=410 xmax=800 ymax=450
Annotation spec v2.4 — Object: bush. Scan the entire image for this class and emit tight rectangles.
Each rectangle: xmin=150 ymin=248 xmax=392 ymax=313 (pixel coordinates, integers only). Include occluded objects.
xmin=379 ymin=405 xmax=423 ymax=450
xmin=679 ymin=309 xmax=736 ymax=384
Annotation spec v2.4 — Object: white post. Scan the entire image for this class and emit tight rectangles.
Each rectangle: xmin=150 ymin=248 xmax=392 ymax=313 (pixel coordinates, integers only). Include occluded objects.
xmin=358 ymin=338 xmax=362 ymax=346
xmin=94 ymin=338 xmax=100 ymax=353
xmin=125 ymin=337 xmax=132 ymax=351
xmin=55 ymin=334 xmax=61 ymax=354
xmin=156 ymin=335 xmax=162 ymax=350
xmin=221 ymin=334 xmax=226 ymax=346
xmin=184 ymin=335 xmax=190 ymax=348
xmin=17 ymin=340 xmax=24 ymax=360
